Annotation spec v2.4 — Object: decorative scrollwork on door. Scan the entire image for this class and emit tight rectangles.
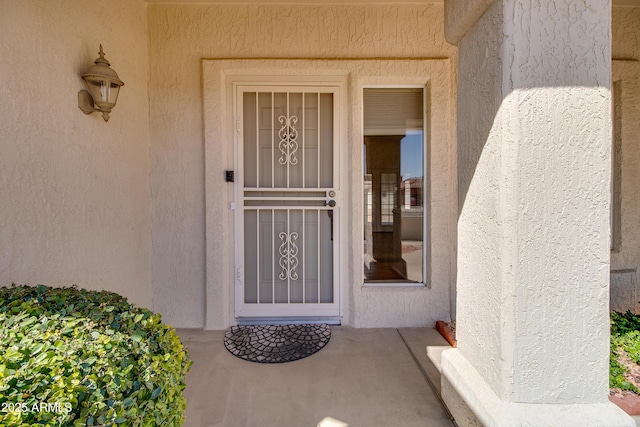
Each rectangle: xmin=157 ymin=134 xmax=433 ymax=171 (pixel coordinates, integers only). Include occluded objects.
xmin=278 ymin=231 xmax=299 ymax=280
xmin=278 ymin=115 xmax=299 ymax=166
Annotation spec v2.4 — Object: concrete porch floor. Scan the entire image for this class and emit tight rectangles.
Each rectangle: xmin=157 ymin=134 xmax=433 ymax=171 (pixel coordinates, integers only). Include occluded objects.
xmin=177 ymin=327 xmax=456 ymax=427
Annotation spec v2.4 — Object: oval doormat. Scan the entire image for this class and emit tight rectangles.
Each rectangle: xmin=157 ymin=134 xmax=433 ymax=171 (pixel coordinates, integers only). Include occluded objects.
xmin=224 ymin=324 xmax=331 ymax=363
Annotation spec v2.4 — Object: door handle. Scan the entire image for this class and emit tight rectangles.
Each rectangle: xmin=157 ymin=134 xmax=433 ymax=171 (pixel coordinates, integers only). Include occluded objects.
xmin=325 ymin=200 xmax=336 ymax=208
xmin=327 ymin=210 xmax=334 ymax=241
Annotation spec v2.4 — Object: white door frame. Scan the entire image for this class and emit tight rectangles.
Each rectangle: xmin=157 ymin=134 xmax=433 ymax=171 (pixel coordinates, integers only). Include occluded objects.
xmin=232 ymin=77 xmax=347 ymax=322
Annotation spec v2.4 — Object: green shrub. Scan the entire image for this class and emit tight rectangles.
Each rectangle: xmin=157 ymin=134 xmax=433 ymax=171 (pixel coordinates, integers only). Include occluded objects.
xmin=611 ymin=311 xmax=640 ymax=394
xmin=0 ymin=285 xmax=192 ymax=427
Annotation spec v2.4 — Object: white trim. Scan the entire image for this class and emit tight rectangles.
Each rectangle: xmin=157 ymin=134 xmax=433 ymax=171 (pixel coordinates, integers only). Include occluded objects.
xmin=237 ymin=316 xmax=342 ymax=325
xmin=361 ymin=84 xmax=430 ymax=288
xmin=362 ymin=282 xmax=426 ymax=288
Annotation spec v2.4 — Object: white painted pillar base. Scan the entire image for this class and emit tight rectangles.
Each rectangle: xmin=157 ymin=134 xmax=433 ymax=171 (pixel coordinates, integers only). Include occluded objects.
xmin=442 ymin=349 xmax=634 ymax=427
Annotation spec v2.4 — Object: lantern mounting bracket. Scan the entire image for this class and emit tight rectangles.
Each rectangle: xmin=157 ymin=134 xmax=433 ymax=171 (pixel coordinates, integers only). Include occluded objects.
xmin=78 ymin=90 xmax=97 ymax=115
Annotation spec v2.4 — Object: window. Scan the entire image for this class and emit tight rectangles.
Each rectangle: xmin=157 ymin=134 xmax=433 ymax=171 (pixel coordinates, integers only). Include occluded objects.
xmin=362 ymin=88 xmax=425 ymax=283
xmin=380 ymin=173 xmax=396 ymax=225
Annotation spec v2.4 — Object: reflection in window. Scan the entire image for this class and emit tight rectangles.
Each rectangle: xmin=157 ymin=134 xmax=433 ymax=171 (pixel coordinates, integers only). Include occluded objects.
xmin=363 ymin=88 xmax=425 ymax=283
xmin=364 ymin=174 xmax=373 ymax=224
xmin=381 ymin=173 xmax=395 ymax=225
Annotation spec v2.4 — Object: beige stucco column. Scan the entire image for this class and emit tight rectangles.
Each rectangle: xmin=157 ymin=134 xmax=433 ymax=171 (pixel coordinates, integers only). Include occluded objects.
xmin=441 ymin=0 xmax=634 ymax=425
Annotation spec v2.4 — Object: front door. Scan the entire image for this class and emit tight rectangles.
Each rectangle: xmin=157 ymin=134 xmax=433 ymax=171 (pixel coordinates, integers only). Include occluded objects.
xmin=234 ymin=84 xmax=341 ymax=321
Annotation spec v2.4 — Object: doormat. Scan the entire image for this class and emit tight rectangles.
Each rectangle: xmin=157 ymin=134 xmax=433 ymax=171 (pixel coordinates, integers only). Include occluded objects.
xmin=224 ymin=324 xmax=331 ymax=363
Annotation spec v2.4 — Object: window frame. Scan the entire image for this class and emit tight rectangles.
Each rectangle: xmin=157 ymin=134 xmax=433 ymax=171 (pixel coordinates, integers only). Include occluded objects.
xmin=361 ymin=85 xmax=428 ymax=288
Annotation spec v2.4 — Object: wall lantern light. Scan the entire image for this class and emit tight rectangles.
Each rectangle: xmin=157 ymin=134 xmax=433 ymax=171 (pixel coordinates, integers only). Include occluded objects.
xmin=77 ymin=45 xmax=124 ymax=122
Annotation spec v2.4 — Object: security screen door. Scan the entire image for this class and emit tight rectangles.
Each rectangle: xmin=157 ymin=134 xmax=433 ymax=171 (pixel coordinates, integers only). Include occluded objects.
xmin=235 ymin=84 xmax=341 ymax=319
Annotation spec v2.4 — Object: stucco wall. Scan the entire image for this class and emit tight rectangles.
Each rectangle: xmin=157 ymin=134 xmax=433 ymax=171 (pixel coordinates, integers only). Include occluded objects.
xmin=456 ymin=0 xmax=613 ymax=404
xmin=613 ymin=6 xmax=640 ymax=61
xmin=611 ymin=7 xmax=640 ymax=313
xmin=148 ymin=3 xmax=456 ymax=328
xmin=0 ymin=1 xmax=151 ymax=308
xmin=455 ymin=0 xmax=505 ymax=400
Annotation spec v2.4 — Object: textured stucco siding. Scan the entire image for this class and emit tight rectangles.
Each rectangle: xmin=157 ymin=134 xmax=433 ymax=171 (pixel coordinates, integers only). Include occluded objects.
xmin=148 ymin=4 xmax=456 ymax=328
xmin=444 ymin=0 xmax=495 ymax=44
xmin=456 ymin=0 xmax=613 ymax=406
xmin=456 ymin=0 xmax=505 ymax=400
xmin=0 ymin=1 xmax=151 ymax=308
xmin=613 ymin=6 xmax=640 ymax=61
xmin=506 ymin=0 xmax=612 ymax=405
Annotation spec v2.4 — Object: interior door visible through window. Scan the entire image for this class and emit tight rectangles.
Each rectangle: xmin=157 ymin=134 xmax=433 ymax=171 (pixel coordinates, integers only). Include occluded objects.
xmin=235 ymin=85 xmax=341 ymax=320
xmin=363 ymin=87 xmax=425 ymax=283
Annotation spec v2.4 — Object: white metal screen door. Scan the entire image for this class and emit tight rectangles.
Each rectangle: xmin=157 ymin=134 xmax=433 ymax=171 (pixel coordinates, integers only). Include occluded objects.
xmin=235 ymin=84 xmax=341 ymax=320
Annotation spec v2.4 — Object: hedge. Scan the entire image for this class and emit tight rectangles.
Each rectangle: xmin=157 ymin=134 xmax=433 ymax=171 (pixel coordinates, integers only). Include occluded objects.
xmin=0 ymin=285 xmax=192 ymax=427
xmin=611 ymin=310 xmax=640 ymax=393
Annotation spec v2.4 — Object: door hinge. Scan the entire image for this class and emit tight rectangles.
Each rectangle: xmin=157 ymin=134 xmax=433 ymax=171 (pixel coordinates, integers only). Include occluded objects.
xmin=235 ymin=119 xmax=240 ymax=133
xmin=236 ymin=267 xmax=243 ymax=283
